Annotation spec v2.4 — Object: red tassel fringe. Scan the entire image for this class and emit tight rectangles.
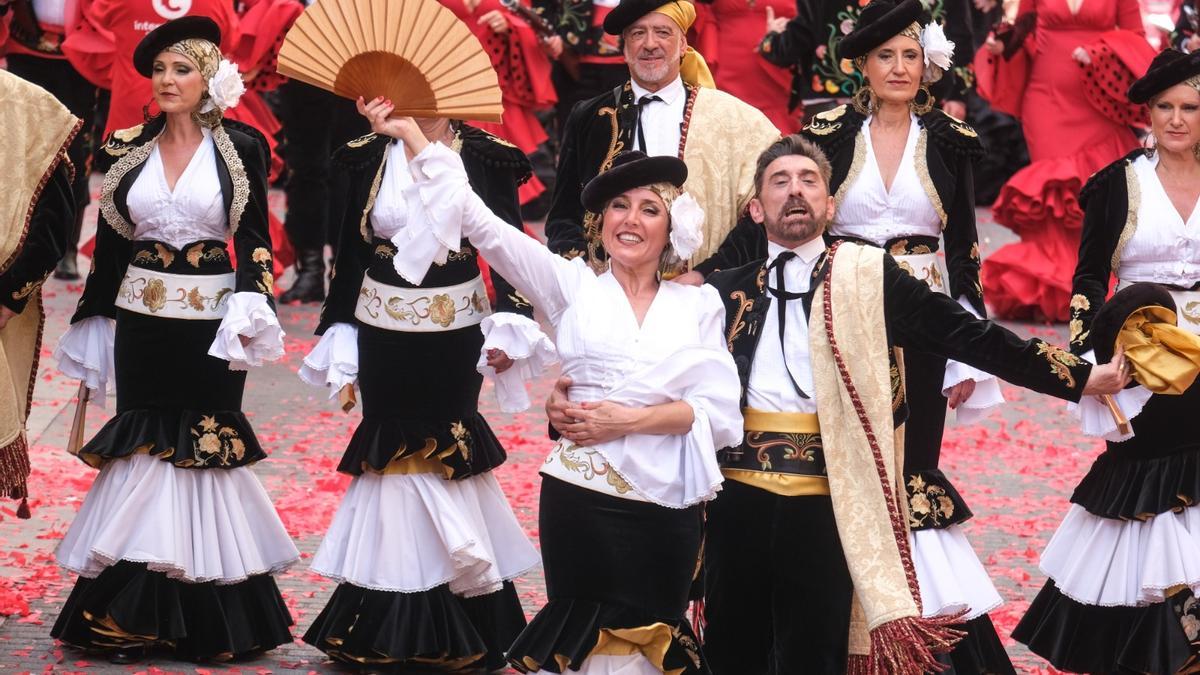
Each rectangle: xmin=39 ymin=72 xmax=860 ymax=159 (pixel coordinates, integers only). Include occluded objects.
xmin=867 ymin=615 xmax=966 ymax=674
xmin=846 ymin=653 xmax=870 ymax=674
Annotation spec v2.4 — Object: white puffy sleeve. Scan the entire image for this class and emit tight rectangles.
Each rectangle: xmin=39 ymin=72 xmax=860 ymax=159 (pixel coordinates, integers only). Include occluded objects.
xmin=475 ymin=313 xmax=558 ymax=413
xmin=55 ymin=316 xmax=116 ymax=408
xmin=942 ymin=295 xmax=1006 ymax=424
xmin=207 ymin=293 xmax=286 ymax=369
xmin=299 ymin=322 xmax=359 ymax=397
xmin=1069 ymin=350 xmax=1152 ymax=441
xmin=684 ymin=284 xmax=745 ymax=454
xmin=399 ymin=141 xmax=589 ymax=324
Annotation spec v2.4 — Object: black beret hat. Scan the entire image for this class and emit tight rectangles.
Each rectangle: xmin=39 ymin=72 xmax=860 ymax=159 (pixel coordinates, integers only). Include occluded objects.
xmin=133 ymin=16 xmax=222 ymax=77
xmin=839 ymin=0 xmax=925 ymax=60
xmin=1091 ymin=282 xmax=1177 ymax=364
xmin=604 ymin=0 xmax=688 ymax=36
xmin=1128 ymin=48 xmax=1200 ymax=104
xmin=581 ymin=151 xmax=688 ymax=212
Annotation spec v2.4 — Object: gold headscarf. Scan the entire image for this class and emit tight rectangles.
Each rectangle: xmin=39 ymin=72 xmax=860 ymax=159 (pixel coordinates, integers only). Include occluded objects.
xmin=164 ymin=38 xmax=223 ymax=126
xmin=650 ymin=1 xmax=715 ymax=89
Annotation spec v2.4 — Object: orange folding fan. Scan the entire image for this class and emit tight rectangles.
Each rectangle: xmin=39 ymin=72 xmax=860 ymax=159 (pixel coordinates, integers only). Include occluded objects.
xmin=277 ymin=0 xmax=504 ymax=122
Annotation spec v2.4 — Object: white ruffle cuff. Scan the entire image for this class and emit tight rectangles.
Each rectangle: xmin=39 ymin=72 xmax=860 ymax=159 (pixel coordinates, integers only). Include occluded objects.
xmin=207 ymin=292 xmax=286 ymax=370
xmin=299 ymin=322 xmax=359 ymax=397
xmin=55 ymin=316 xmax=116 ymax=408
xmin=943 ymin=296 xmax=1006 ymax=425
xmin=389 ymin=143 xmax=469 ymax=285
xmin=1068 ymin=350 xmax=1151 ymax=441
xmin=475 ymin=313 xmax=558 ymax=413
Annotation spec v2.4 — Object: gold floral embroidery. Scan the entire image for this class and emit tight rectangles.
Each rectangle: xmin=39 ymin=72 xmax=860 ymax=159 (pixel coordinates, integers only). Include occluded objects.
xmin=969 ymin=242 xmax=981 ymax=262
xmin=890 ymin=358 xmax=905 ymax=413
xmin=360 ymin=154 xmax=387 ymax=242
xmin=915 ymin=130 xmax=947 ymax=228
xmin=726 ymin=290 xmax=754 ymax=351
xmin=560 ymin=248 xmax=585 ymax=261
xmin=1037 ymin=341 xmax=1082 ymax=388
xmin=374 ymin=244 xmax=395 ymax=259
xmin=1070 ymin=294 xmax=1091 ymax=313
xmin=1183 ymin=301 xmax=1200 ymax=325
xmin=1178 ymin=592 xmax=1200 ymax=644
xmin=251 ymin=247 xmax=272 ymax=266
xmin=112 ymin=124 xmax=144 ymax=143
xmin=672 ymin=626 xmax=703 ymax=669
xmin=1112 ymin=163 xmax=1139 ymax=270
xmin=211 ymin=126 xmax=249 ymax=234
xmin=257 ymin=270 xmax=274 ymax=294
xmin=508 ymin=291 xmax=532 ymax=309
xmin=185 ymin=243 xmax=227 ymax=268
xmin=449 ymin=421 xmax=471 ymax=462
xmin=907 ymin=474 xmax=956 ymax=528
xmin=101 ymin=130 xmax=162 ymax=239
xmin=835 ymin=133 xmax=866 ymax=207
xmin=359 ymin=286 xmax=488 ymax=328
xmin=10 ymin=279 xmax=43 ymax=302
xmin=190 ymin=415 xmax=247 ymax=466
xmin=428 ymin=294 xmax=457 ymax=327
xmin=950 ymin=121 xmax=978 ymax=138
xmin=745 ymin=432 xmax=820 ymax=471
xmin=142 ymin=278 xmax=167 ymax=312
xmin=133 ymin=242 xmax=176 ymax=268
xmin=553 ymin=444 xmax=631 ymax=495
xmin=1069 ymin=320 xmax=1089 ymax=347
xmin=346 ymin=132 xmax=376 ymax=148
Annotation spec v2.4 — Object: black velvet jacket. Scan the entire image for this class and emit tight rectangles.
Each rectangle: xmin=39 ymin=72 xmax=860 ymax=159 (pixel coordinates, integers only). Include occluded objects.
xmin=706 ymin=246 xmax=1091 ymax=418
xmin=1069 ymin=149 xmax=1153 ymax=356
xmin=0 ymin=164 xmax=74 ymax=313
xmin=74 ymin=116 xmax=275 ymax=323
xmin=317 ymin=125 xmax=534 ymax=334
xmin=697 ymin=105 xmax=987 ymax=316
xmin=757 ymin=0 xmax=975 ymax=111
xmin=545 ymin=81 xmax=712 ymax=261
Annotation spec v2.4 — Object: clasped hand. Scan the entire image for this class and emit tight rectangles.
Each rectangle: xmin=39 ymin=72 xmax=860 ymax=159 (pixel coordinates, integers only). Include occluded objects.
xmin=546 ymin=376 xmax=643 ymax=446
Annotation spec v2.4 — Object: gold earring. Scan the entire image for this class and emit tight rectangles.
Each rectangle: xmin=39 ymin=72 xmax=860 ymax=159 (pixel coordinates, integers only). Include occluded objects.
xmin=909 ymin=84 xmax=934 ymax=116
xmin=852 ymin=86 xmax=876 ymax=115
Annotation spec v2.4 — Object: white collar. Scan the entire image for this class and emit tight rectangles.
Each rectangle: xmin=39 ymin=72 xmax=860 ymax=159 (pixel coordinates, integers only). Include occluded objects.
xmin=767 ymin=236 xmax=826 ymax=267
xmin=630 ymin=76 xmax=685 ymax=105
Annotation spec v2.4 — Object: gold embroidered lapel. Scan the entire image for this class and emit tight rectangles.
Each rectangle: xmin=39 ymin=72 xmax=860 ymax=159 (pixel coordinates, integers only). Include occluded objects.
xmin=211 ymin=126 xmax=249 ymax=235
xmin=1111 ymin=162 xmax=1140 ymax=271
xmin=915 ymin=129 xmax=947 ymax=229
xmin=99 ymin=129 xmax=162 ymax=239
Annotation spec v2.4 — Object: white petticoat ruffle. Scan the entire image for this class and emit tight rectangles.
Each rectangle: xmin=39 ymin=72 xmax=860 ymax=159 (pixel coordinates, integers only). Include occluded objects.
xmin=911 ymin=525 xmax=1003 ymax=620
xmin=55 ymin=316 xmax=116 ymax=408
xmin=532 ymin=654 xmax=661 ymax=675
xmin=55 ymin=453 xmax=300 ymax=584
xmin=1040 ymin=503 xmax=1200 ymax=607
xmin=310 ymin=471 xmax=540 ymax=598
xmin=1071 ymin=386 xmax=1153 ymax=442
xmin=207 ymin=292 xmax=286 ymax=370
xmin=476 ymin=313 xmax=558 ymax=413
xmin=298 ymin=322 xmax=359 ymax=397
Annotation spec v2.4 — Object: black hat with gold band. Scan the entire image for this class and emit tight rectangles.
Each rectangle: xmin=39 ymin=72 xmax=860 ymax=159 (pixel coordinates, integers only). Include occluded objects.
xmin=133 ymin=16 xmax=222 ymax=77
xmin=581 ymin=151 xmax=688 ymax=212
xmin=1128 ymin=48 xmax=1200 ymax=104
xmin=838 ymin=0 xmax=925 ymax=60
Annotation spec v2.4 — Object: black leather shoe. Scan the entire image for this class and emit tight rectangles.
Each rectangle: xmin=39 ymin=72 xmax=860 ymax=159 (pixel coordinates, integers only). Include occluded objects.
xmin=280 ymin=249 xmax=326 ymax=304
xmin=53 ymin=254 xmax=80 ymax=281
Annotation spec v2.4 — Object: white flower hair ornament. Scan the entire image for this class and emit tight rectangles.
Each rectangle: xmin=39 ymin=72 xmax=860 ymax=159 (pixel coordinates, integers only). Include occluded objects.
xmin=668 ymin=193 xmax=705 ymax=260
xmin=201 ymin=59 xmax=246 ymax=113
xmin=920 ymin=22 xmax=955 ymax=82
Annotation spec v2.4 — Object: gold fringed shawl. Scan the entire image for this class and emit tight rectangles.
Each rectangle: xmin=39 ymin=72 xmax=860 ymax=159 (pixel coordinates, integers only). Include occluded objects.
xmin=681 ymin=87 xmax=780 ymax=265
xmin=0 ymin=71 xmax=83 ymax=512
xmin=809 ymin=242 xmax=963 ymax=673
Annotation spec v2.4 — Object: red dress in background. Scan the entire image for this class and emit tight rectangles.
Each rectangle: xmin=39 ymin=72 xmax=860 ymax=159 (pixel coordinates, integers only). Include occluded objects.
xmin=980 ymin=0 xmax=1152 ymax=321
xmin=694 ymin=0 xmax=799 ymax=133
xmin=440 ymin=0 xmax=556 ymax=204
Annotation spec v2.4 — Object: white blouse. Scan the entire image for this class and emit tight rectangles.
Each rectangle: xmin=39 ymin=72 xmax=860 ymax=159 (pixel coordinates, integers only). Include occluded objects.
xmin=830 ymin=114 xmax=941 ymax=243
xmin=368 ymin=141 xmax=414 ymax=240
xmin=127 ymin=128 xmax=228 ymax=250
xmin=1119 ymin=154 xmax=1200 ymax=287
xmin=395 ymin=142 xmax=743 ymax=508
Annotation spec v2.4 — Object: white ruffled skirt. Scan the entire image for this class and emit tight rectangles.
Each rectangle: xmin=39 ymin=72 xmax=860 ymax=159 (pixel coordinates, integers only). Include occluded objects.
xmin=911 ymin=525 xmax=1004 ymax=620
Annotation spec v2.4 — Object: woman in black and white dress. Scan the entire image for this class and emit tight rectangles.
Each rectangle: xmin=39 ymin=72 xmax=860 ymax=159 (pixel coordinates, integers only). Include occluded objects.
xmin=1014 ymin=48 xmax=1200 ymax=674
xmin=297 ymin=103 xmax=541 ymax=671
xmin=355 ymin=98 xmax=743 ymax=674
xmin=50 ymin=17 xmax=296 ymax=662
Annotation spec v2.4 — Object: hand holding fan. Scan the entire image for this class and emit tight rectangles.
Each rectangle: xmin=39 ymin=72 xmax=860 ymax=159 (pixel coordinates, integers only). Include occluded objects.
xmin=277 ymin=0 xmax=504 ymax=121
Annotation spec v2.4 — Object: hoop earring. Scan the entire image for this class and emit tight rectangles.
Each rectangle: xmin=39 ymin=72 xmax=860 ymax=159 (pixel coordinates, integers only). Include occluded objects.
xmin=852 ymin=86 xmax=876 ymax=115
xmin=909 ymin=85 xmax=934 ymax=116
xmin=142 ymin=101 xmax=154 ymax=123
xmin=1144 ymin=135 xmax=1157 ymax=158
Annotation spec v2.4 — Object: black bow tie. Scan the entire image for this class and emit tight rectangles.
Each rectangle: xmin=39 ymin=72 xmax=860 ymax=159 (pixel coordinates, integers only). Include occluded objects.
xmin=767 ymin=251 xmax=810 ymax=399
xmin=635 ymin=94 xmax=663 ymax=153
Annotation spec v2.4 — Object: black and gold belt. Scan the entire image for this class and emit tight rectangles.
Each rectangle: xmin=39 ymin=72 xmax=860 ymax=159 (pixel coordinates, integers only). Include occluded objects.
xmin=718 ymin=408 xmax=829 ymax=496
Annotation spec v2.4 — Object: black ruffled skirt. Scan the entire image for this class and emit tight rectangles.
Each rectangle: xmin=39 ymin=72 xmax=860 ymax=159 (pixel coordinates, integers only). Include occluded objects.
xmin=51 ymin=560 xmax=293 ymax=660
xmin=1015 ymin=384 xmax=1200 ymax=672
xmin=508 ymin=477 xmax=707 ymax=674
